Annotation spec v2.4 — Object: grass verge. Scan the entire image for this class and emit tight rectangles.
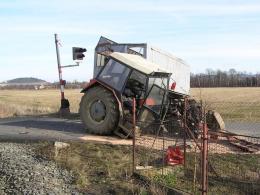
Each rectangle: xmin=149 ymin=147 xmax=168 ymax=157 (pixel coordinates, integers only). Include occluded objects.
xmin=35 ymin=141 xmax=166 ymax=195
xmin=137 ymin=152 xmax=260 ymax=195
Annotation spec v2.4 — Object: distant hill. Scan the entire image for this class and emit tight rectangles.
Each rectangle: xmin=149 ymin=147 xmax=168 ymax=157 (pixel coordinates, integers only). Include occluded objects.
xmin=6 ymin=77 xmax=47 ymax=84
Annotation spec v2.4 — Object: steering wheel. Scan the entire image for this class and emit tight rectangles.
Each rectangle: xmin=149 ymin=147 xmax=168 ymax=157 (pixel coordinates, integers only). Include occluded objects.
xmin=127 ymin=79 xmax=145 ymax=92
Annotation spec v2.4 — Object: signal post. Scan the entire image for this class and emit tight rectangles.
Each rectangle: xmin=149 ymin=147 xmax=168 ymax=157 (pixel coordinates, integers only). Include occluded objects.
xmin=54 ymin=33 xmax=86 ymax=116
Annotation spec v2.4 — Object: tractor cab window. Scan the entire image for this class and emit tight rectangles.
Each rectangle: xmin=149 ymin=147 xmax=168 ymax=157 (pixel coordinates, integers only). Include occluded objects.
xmin=98 ymin=59 xmax=130 ymax=91
xmin=144 ymin=84 xmax=165 ymax=114
xmin=148 ymin=77 xmax=168 ymax=92
xmin=123 ymin=70 xmax=147 ymax=99
xmin=143 ymin=77 xmax=168 ymax=115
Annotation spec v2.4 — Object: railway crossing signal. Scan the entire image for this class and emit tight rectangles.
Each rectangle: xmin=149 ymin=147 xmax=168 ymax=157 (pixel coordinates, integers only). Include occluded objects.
xmin=73 ymin=47 xmax=87 ymax=60
xmin=54 ymin=34 xmax=86 ymax=115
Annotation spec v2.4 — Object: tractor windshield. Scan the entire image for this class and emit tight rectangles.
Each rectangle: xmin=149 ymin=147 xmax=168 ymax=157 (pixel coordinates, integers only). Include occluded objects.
xmin=98 ymin=59 xmax=131 ymax=91
xmin=148 ymin=77 xmax=168 ymax=92
xmin=143 ymin=77 xmax=169 ymax=115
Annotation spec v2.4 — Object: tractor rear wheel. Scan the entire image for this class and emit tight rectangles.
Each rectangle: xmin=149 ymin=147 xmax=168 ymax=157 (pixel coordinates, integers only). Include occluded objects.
xmin=80 ymin=86 xmax=119 ymax=135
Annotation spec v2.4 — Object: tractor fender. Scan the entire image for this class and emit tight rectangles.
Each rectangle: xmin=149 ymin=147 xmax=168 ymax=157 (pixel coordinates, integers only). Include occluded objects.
xmin=81 ymin=79 xmax=123 ymax=121
xmin=80 ymin=79 xmax=98 ymax=93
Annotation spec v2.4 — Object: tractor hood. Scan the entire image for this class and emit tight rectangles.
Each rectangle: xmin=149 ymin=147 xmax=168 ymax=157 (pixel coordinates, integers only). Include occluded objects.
xmin=110 ymin=52 xmax=168 ymax=75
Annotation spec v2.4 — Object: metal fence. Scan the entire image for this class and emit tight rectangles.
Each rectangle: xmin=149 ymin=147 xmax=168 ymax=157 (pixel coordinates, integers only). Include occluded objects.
xmin=133 ymin=110 xmax=204 ymax=194
xmin=132 ymin=101 xmax=260 ymax=195
xmin=206 ymin=101 xmax=260 ymax=195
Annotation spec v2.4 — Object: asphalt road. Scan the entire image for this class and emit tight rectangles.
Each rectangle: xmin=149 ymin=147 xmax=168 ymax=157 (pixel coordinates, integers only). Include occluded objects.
xmin=225 ymin=121 xmax=260 ymax=137
xmin=0 ymin=116 xmax=259 ymax=144
xmin=0 ymin=116 xmax=132 ymax=145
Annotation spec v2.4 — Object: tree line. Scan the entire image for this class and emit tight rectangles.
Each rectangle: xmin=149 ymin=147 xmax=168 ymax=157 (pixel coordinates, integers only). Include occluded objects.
xmin=191 ymin=69 xmax=260 ymax=88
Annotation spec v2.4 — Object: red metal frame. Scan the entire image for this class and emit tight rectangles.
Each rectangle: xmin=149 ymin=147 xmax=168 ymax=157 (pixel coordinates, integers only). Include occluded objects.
xmin=132 ymin=98 xmax=136 ymax=174
xmin=202 ymin=115 xmax=208 ymax=195
xmin=165 ymin=146 xmax=184 ymax=166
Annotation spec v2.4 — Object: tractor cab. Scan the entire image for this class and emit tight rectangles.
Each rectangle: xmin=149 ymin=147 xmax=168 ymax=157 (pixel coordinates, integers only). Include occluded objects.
xmin=80 ymin=51 xmax=203 ymax=139
xmin=95 ymin=52 xmax=171 ymax=137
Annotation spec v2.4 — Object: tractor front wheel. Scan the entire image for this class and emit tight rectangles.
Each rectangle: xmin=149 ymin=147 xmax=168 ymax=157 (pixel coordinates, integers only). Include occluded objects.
xmin=80 ymin=86 xmax=119 ymax=135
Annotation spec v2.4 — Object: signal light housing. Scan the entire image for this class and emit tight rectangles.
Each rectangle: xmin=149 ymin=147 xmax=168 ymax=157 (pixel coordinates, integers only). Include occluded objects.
xmin=72 ymin=47 xmax=87 ymax=60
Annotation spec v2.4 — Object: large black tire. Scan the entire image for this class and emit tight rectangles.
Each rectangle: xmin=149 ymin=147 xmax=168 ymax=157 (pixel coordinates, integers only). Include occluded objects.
xmin=79 ymin=86 xmax=119 ymax=135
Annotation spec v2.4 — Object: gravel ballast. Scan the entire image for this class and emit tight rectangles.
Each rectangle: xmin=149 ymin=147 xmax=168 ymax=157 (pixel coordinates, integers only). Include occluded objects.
xmin=0 ymin=142 xmax=79 ymax=195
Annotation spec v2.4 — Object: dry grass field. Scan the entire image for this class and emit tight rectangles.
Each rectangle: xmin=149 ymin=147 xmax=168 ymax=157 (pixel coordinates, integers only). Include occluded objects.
xmin=190 ymin=87 xmax=260 ymax=103
xmin=0 ymin=88 xmax=260 ymax=120
xmin=191 ymin=87 xmax=260 ymax=121
xmin=0 ymin=89 xmax=82 ymax=118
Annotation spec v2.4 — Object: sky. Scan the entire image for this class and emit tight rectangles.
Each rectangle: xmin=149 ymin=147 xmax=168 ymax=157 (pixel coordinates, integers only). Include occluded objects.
xmin=1 ymin=0 xmax=260 ymax=82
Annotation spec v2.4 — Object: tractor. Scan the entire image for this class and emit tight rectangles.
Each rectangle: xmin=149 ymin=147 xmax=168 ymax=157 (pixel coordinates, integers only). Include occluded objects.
xmin=79 ymin=37 xmax=222 ymax=138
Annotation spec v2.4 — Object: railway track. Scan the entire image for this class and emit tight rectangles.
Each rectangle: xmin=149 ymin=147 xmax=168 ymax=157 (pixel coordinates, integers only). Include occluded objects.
xmin=227 ymin=136 xmax=260 ymax=153
xmin=209 ymin=130 xmax=260 ymax=153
